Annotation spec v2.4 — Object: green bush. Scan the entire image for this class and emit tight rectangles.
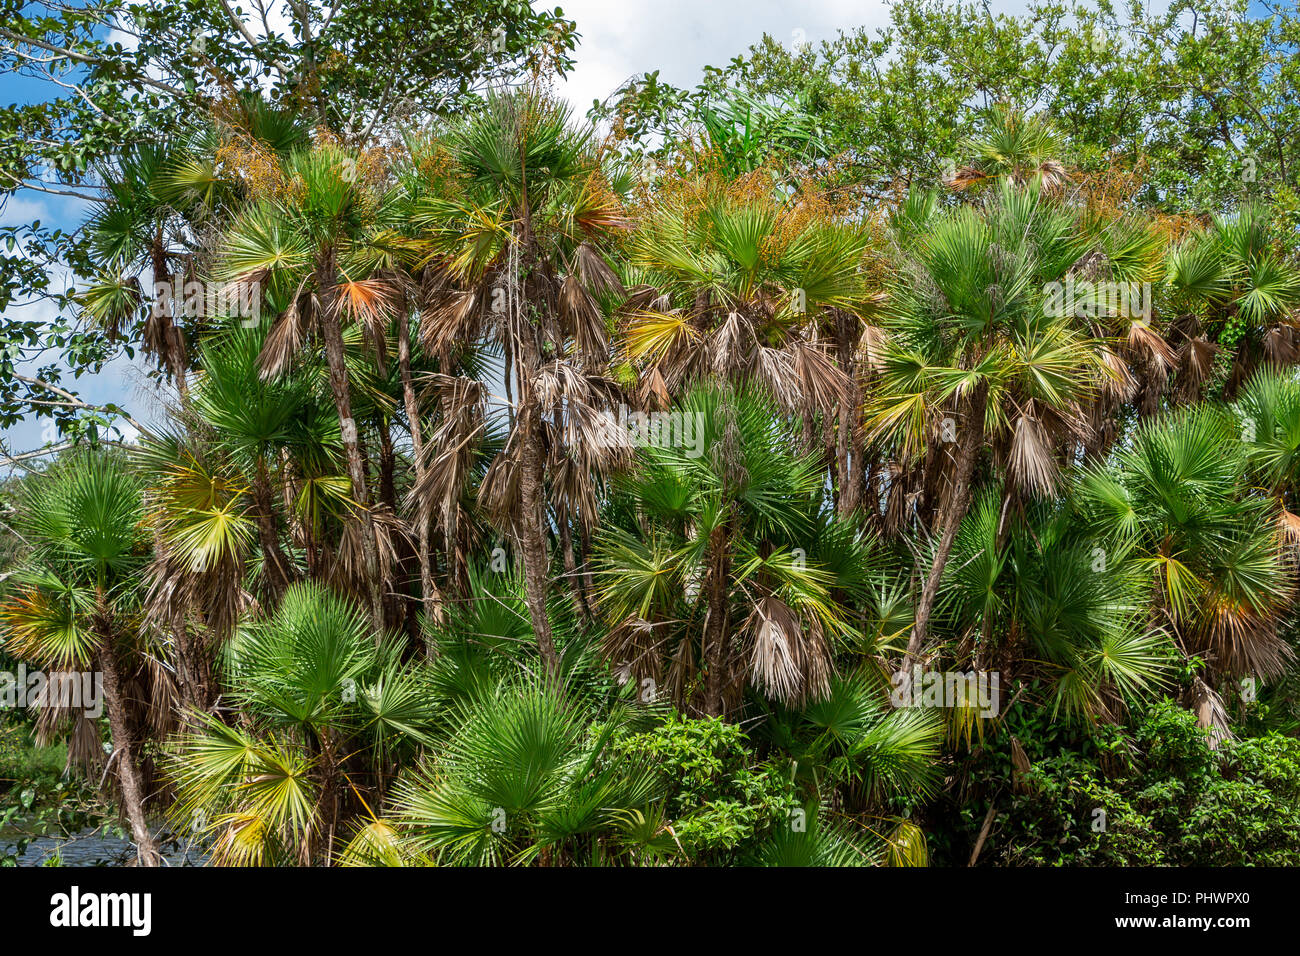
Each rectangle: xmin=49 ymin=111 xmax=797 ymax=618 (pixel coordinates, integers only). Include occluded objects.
xmin=958 ymin=701 xmax=1300 ymax=866
xmin=610 ymin=714 xmax=798 ymax=863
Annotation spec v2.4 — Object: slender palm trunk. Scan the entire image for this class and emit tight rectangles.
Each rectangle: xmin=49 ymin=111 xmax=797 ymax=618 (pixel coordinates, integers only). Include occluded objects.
xmin=558 ymin=510 xmax=590 ymax=620
xmin=96 ymin=628 xmax=162 ymax=866
xmin=512 ymin=210 xmax=561 ymax=675
xmin=396 ymin=309 xmax=442 ymax=630
xmin=378 ymin=425 xmax=398 ymax=515
xmin=903 ymin=382 xmax=989 ymax=669
xmin=253 ymin=455 xmax=292 ymax=601
xmin=315 ymin=252 xmax=384 ymax=630
xmin=316 ymin=736 xmax=341 ymax=866
xmin=836 ymin=406 xmax=852 ymax=515
xmin=835 ymin=311 xmax=861 ymax=516
xmin=863 ymin=459 xmax=879 ymax=524
xmin=579 ymin=523 xmax=598 ymax=611
xmin=377 ymin=423 xmax=401 ymax=627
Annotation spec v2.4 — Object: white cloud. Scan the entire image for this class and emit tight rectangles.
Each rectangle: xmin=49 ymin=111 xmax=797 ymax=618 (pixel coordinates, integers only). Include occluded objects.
xmin=547 ymin=0 xmax=1092 ymax=118
xmin=550 ymin=0 xmax=899 ymax=114
xmin=0 ymin=195 xmax=51 ymax=229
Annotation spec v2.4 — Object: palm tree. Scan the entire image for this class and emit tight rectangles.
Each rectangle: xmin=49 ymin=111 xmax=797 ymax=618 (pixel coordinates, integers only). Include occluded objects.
xmin=1165 ymin=202 xmax=1300 ymax=403
xmin=869 ymin=182 xmax=1113 ymax=668
xmin=215 ymin=142 xmax=393 ymax=628
xmin=945 ymin=104 xmax=1068 ymax=195
xmin=942 ymin=489 xmax=1173 ymax=722
xmin=404 ymin=90 xmax=632 ymax=674
xmin=0 ymin=452 xmax=163 ymax=864
xmin=746 ymin=804 xmax=923 ymax=866
xmin=167 ymin=581 xmax=436 ymax=865
xmin=78 ymin=94 xmax=309 ymax=393
xmin=1237 ymin=367 xmax=1300 ymax=539
xmin=758 ymin=666 xmax=944 ymax=859
xmin=136 ymin=429 xmax=253 ymax=715
xmin=79 ymin=141 xmax=204 ymax=392
xmin=625 ymin=166 xmax=872 ymax=419
xmin=186 ymin=324 xmax=314 ymax=599
xmin=135 ymin=318 xmax=356 ymax=710
xmin=596 ymin=386 xmax=875 ymax=717
xmin=390 ymin=677 xmax=662 ymax=866
xmin=1077 ymin=405 xmax=1294 ymax=688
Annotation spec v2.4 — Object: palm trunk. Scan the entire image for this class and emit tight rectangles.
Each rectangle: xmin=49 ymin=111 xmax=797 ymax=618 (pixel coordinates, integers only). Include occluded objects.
xmin=863 ymin=458 xmax=878 ymax=525
xmin=397 ymin=309 xmax=442 ymax=630
xmin=902 ymin=382 xmax=988 ymax=670
xmin=316 ymin=252 xmax=385 ymax=631
xmin=376 ymin=422 xmax=400 ymax=628
xmin=96 ymin=631 xmax=162 ymax=866
xmin=578 ymin=522 xmax=598 ymax=611
xmin=701 ymin=523 xmax=732 ymax=717
xmin=253 ymin=455 xmax=292 ymax=601
xmin=316 ymin=736 xmax=340 ymax=866
xmin=378 ymin=423 xmax=398 ymax=515
xmin=836 ymin=404 xmax=852 ymax=516
xmin=836 ymin=311 xmax=861 ymax=516
xmin=511 ymin=216 xmax=561 ymax=675
xmin=152 ymin=231 xmax=188 ymax=396
xmin=519 ymin=418 xmax=561 ymax=676
xmin=557 ymin=510 xmax=589 ymax=620
xmin=169 ymin=612 xmax=212 ymax=720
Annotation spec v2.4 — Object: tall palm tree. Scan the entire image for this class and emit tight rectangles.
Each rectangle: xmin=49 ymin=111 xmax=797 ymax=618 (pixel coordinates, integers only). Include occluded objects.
xmin=216 ymin=142 xmax=394 ymax=628
xmin=186 ymin=324 xmax=314 ymax=600
xmin=404 ymin=90 xmax=631 ymax=673
xmin=78 ymin=93 xmax=309 ymax=392
xmin=0 ymin=452 xmax=163 ymax=864
xmin=870 ymin=182 xmax=1113 ymax=669
xmin=79 ymin=141 xmax=205 ymax=392
xmin=624 ymin=164 xmax=884 ymax=519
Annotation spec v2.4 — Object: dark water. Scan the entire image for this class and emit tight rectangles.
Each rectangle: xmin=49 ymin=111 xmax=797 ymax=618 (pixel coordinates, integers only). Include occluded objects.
xmin=2 ymin=826 xmax=207 ymax=866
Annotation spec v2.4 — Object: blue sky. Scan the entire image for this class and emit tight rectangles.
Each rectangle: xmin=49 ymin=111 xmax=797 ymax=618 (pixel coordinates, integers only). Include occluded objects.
xmin=1 ymin=15 xmax=151 ymax=455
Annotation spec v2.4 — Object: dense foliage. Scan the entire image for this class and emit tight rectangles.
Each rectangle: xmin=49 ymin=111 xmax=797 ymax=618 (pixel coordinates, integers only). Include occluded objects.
xmin=3 ymin=0 xmax=1300 ymax=867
